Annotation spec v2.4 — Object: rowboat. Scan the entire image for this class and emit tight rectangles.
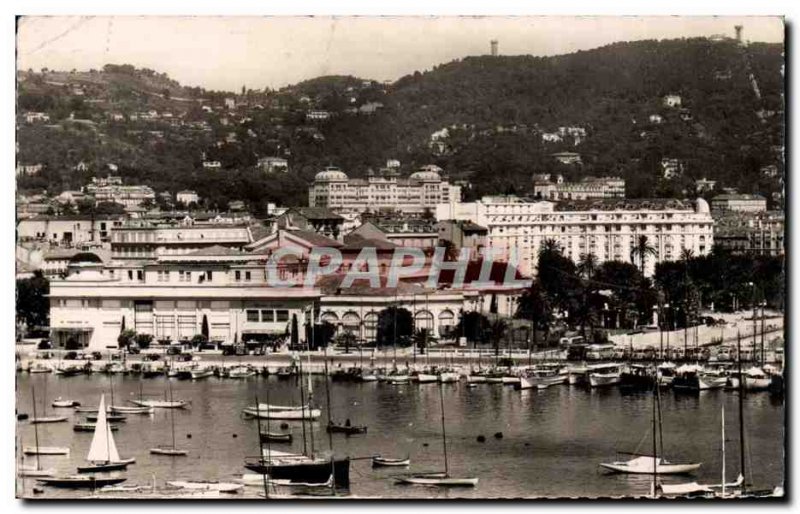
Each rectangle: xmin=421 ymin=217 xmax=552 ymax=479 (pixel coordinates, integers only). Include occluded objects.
xmin=166 ymin=480 xmax=244 ymax=493
xmin=74 ymin=423 xmax=119 ymax=432
xmin=38 ymin=476 xmax=128 ymax=489
xmin=23 ymin=446 xmax=70 ymax=456
xmin=387 ymin=374 xmax=411 ymax=384
xmin=28 ymin=363 xmax=52 ymax=373
xmin=52 ymin=398 xmax=80 ymax=408
xmin=243 ymin=407 xmax=321 ymax=420
xmin=599 ymin=455 xmax=701 ymax=475
xmin=150 ymin=447 xmax=188 ymax=456
xmin=414 ymin=372 xmax=437 ymax=383
xmin=372 ymin=456 xmax=410 ymax=467
xmin=395 ymin=472 xmax=478 ymax=487
xmin=30 ymin=416 xmax=68 ymax=424
xmin=227 ymin=365 xmax=256 ymax=379
xmin=259 ymin=431 xmax=293 ymax=443
xmin=130 ymin=399 xmax=188 ymax=409
xmin=110 ymin=405 xmax=154 ymax=415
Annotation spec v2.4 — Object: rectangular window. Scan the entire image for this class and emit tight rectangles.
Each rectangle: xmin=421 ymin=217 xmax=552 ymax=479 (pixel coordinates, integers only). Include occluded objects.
xmin=235 ymin=270 xmax=241 ymax=281
xmin=245 ymin=271 xmax=251 ymax=281
xmin=275 ymin=310 xmax=289 ymax=322
xmin=137 ymin=270 xmax=144 ymax=281
xmin=261 ymin=310 xmax=275 ymax=323
xmin=128 ymin=270 xmax=133 ymax=280
xmin=246 ymin=310 xmax=260 ymax=322
xmin=206 ymin=271 xmax=213 ymax=281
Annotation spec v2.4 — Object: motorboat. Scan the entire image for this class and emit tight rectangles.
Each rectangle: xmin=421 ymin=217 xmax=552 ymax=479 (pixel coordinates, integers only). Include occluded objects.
xmin=86 ymin=413 xmax=126 ymax=422
xmin=599 ymin=455 xmax=701 ymax=475
xmin=438 ymin=370 xmax=460 ymax=383
xmin=372 ymin=456 xmax=410 ymax=467
xmin=28 ymin=363 xmax=52 ymax=373
xmin=227 ymin=365 xmax=256 ymax=379
xmin=516 ymin=365 xmax=568 ymax=390
xmin=589 ymin=368 xmax=622 ymax=388
xmin=743 ymin=367 xmax=772 ymax=391
xmin=413 ymin=371 xmax=438 ymax=383
xmin=190 ymin=367 xmax=214 ymax=380
xmin=395 ymin=472 xmax=478 ymax=487
xmin=672 ymin=365 xmax=727 ymax=391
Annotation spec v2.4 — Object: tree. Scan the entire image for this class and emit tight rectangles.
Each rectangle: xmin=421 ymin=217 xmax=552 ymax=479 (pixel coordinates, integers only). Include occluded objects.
xmin=487 ymin=319 xmax=508 ymax=356
xmin=375 ymin=306 xmax=413 ymax=347
xmin=134 ymin=333 xmax=153 ymax=349
xmin=334 ymin=331 xmax=357 ymax=354
xmin=201 ymin=314 xmax=209 ymax=340
xmin=291 ymin=314 xmax=299 ymax=347
xmin=453 ymin=310 xmax=490 ymax=344
xmin=413 ymin=328 xmax=431 ymax=355
xmin=117 ymin=329 xmax=136 ymax=350
xmin=516 ymin=282 xmax=552 ymax=346
xmin=16 ymin=270 xmax=49 ymax=329
xmin=305 ymin=320 xmax=335 ymax=350
xmin=190 ymin=334 xmax=207 ymax=348
xmin=630 ymin=235 xmax=658 ymax=277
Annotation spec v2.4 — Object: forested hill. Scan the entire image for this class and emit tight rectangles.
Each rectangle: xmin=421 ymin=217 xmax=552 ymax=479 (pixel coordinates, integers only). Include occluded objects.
xmin=16 ymin=37 xmax=784 ymax=212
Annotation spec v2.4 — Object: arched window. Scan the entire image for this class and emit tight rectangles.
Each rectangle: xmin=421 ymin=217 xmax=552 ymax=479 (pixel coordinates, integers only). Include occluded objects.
xmin=414 ymin=310 xmax=434 ymax=331
xmin=363 ymin=311 xmax=379 ymax=343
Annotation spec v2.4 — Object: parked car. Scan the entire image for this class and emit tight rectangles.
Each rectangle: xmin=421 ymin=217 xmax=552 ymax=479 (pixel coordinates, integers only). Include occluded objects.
xmin=90 ymin=351 xmax=103 ymax=360
xmin=166 ymin=346 xmax=182 ymax=356
xmin=145 ymin=353 xmax=161 ymax=361
xmin=64 ymin=351 xmax=78 ymax=360
xmin=37 ymin=340 xmax=52 ymax=350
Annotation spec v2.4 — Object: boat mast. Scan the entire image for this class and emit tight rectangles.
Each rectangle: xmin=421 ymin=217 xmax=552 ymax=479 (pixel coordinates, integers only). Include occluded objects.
xmin=31 ymin=385 xmax=41 ymax=470
xmin=254 ymin=394 xmax=269 ymax=499
xmin=737 ymin=331 xmax=747 ymax=494
xmin=655 ymin=368 xmax=664 ymax=459
xmin=651 ymin=380 xmax=658 ymax=498
xmin=439 ymin=382 xmax=449 ymax=477
xmin=168 ymin=379 xmax=176 ymax=450
xmin=297 ymin=354 xmax=309 ymax=456
xmin=323 ymin=344 xmax=336 ymax=495
xmin=722 ymin=404 xmax=726 ymax=498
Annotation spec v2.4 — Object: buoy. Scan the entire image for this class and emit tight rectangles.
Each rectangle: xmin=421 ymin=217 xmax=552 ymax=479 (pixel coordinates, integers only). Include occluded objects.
xmin=477 ymin=435 xmax=486 ymax=443
xmin=494 ymin=432 xmax=503 ymax=439
xmin=524 ymin=442 xmax=530 ymax=446
xmin=422 ymin=443 xmax=429 ymax=447
xmin=187 ymin=434 xmax=192 ymax=439
xmin=232 ymin=434 xmax=237 ymax=438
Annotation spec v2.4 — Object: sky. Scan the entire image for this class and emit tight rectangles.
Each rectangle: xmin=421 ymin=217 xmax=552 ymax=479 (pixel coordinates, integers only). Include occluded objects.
xmin=16 ymin=16 xmax=785 ymax=92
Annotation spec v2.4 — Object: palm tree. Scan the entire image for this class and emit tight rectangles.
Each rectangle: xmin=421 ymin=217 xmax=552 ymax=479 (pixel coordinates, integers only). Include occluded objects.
xmin=487 ymin=319 xmax=508 ymax=357
xmin=541 ymin=239 xmax=562 ymax=255
xmin=630 ymin=235 xmax=657 ymax=277
xmin=679 ymin=248 xmax=695 ymax=263
xmin=577 ymin=253 xmax=599 ymax=280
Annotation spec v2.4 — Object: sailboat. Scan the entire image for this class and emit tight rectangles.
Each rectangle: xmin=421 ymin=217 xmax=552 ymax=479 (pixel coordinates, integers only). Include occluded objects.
xmin=76 ymin=394 xmax=136 ymax=473
xmin=395 ymin=383 xmax=478 ymax=487
xmin=29 ymin=377 xmax=68 ymax=424
xmin=150 ymin=379 xmax=188 ymax=456
xmin=19 ymin=386 xmax=60 ymax=477
xmin=600 ymin=368 xmax=701 ymax=476
xmin=660 ymin=405 xmax=744 ymax=497
xmin=22 ymin=385 xmax=70 ymax=457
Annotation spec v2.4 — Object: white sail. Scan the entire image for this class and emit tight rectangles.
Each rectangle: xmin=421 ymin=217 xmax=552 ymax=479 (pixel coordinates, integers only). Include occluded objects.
xmin=87 ymin=395 xmax=121 ymax=463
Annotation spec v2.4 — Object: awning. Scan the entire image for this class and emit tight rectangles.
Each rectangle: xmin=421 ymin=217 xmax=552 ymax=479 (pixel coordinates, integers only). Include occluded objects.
xmin=51 ymin=327 xmax=93 ymax=333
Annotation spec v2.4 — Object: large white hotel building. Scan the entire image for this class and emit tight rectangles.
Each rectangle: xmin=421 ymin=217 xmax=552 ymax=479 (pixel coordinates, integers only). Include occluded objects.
xmin=308 ymin=165 xmax=461 ymax=214
xmin=436 ymin=196 xmax=715 ymax=277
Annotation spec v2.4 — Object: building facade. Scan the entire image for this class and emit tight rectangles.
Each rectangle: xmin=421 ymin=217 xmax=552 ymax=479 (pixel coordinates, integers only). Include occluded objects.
xmin=533 ymin=175 xmax=626 ymax=200
xmin=711 ymin=194 xmax=768 ymax=213
xmin=436 ymin=196 xmax=714 ymax=277
xmin=714 ymin=210 xmax=784 ymax=256
xmin=308 ymin=165 xmax=462 ymax=215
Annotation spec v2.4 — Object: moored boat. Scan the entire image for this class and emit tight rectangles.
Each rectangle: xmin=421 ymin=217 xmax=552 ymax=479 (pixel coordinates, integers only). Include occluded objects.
xmin=38 ymin=476 xmax=127 ymax=489
xmin=30 ymin=416 xmax=68 ymax=424
xmin=243 ymin=406 xmax=321 ymax=421
xmin=326 ymin=421 xmax=367 ymax=435
xmin=395 ymin=472 xmax=478 ymax=487
xmin=110 ymin=405 xmax=155 ymax=415
xmin=76 ymin=394 xmax=135 ymax=474
xmin=23 ymin=446 xmax=70 ymax=456
xmin=589 ymin=369 xmax=622 ymax=388
xmin=259 ymin=431 xmax=293 ymax=443
xmin=130 ymin=399 xmax=188 ymax=409
xmin=244 ymin=453 xmax=350 ymax=488
xmin=599 ymin=455 xmax=701 ymax=475
xmin=166 ymin=480 xmax=244 ymax=493
xmin=52 ymin=398 xmax=80 ymax=408
xmin=74 ymin=422 xmax=119 ymax=432
xmin=372 ymin=456 xmax=410 ymax=467
xmin=150 ymin=447 xmax=188 ymax=456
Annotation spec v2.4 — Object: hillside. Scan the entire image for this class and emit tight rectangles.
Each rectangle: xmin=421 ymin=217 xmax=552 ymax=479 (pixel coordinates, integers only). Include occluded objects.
xmin=15 ymin=37 xmax=784 ymax=212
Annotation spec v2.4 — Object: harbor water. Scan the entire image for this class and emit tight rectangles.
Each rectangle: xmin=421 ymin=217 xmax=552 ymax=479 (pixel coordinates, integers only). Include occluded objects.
xmin=16 ymin=373 xmax=784 ymax=499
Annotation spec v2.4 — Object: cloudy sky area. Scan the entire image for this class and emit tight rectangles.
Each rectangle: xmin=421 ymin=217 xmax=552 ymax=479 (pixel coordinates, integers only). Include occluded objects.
xmin=17 ymin=16 xmax=784 ymax=91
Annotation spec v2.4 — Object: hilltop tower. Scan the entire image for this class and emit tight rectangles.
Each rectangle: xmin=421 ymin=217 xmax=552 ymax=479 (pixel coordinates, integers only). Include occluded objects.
xmin=490 ymin=39 xmax=498 ymax=57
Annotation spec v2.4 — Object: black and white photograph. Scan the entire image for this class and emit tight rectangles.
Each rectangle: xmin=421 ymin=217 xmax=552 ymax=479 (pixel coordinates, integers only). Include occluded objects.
xmin=13 ymin=14 xmax=785 ymax=500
